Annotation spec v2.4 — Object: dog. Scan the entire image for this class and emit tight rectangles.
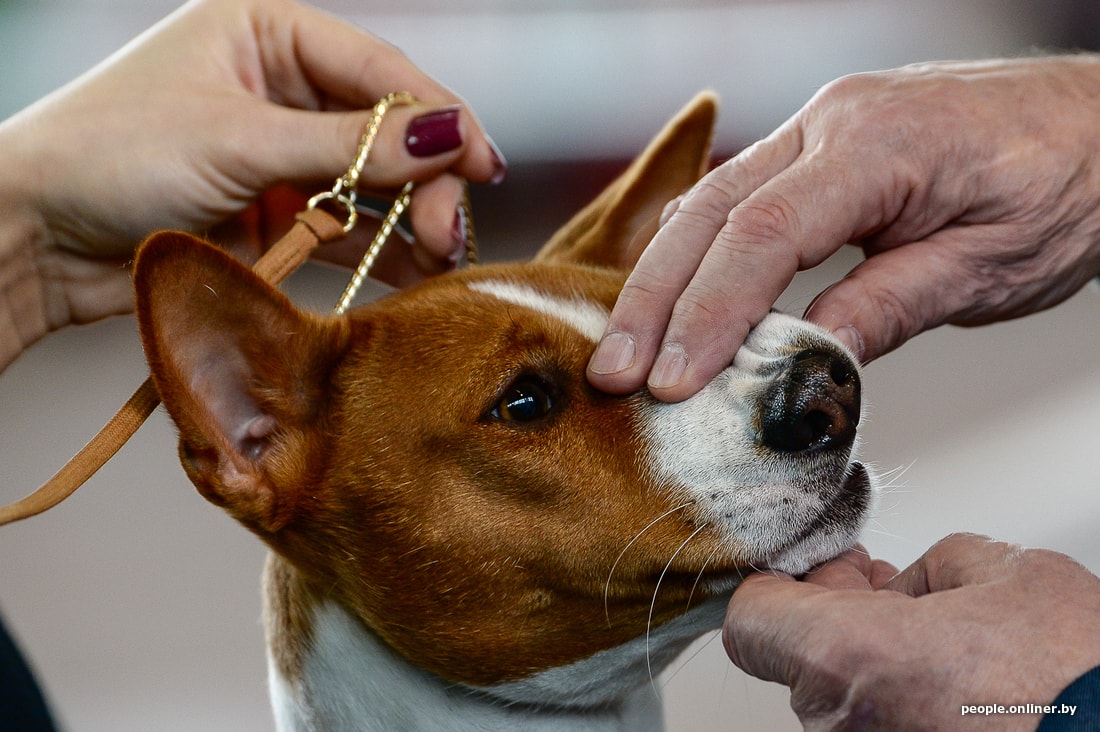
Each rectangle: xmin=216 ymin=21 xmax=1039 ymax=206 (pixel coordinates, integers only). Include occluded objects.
xmin=133 ymin=92 xmax=875 ymax=731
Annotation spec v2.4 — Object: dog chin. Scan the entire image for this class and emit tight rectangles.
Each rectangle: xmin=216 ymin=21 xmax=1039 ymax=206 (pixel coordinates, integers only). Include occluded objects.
xmin=760 ymin=462 xmax=874 ymax=577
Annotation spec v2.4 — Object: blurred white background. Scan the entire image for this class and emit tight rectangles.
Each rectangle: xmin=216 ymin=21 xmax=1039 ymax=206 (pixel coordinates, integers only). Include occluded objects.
xmin=1 ymin=1 xmax=1098 ymax=730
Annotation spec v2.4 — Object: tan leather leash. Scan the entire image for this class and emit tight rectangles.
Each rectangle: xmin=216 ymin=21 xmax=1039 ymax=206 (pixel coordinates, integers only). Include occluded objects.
xmin=0 ymin=92 xmax=475 ymax=526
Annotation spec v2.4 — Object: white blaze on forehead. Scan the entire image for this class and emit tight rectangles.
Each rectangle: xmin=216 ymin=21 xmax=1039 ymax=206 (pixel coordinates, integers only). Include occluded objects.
xmin=468 ymin=279 xmax=609 ymax=342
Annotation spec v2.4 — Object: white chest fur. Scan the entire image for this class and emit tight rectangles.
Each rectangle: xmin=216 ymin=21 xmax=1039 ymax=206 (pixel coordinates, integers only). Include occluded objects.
xmin=269 ymin=596 xmax=728 ymax=732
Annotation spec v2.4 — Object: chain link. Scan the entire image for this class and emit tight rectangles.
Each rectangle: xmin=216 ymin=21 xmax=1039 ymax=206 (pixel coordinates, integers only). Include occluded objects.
xmin=309 ymin=91 xmax=479 ymax=314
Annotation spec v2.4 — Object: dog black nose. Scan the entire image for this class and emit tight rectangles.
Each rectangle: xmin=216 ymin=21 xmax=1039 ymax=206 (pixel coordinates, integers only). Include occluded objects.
xmin=760 ymin=349 xmax=861 ymax=454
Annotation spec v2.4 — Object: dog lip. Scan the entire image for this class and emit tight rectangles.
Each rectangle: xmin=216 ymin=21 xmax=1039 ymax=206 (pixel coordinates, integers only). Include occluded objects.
xmin=756 ymin=460 xmax=873 ymax=575
xmin=793 ymin=461 xmax=868 ymax=539
xmin=842 ymin=461 xmax=869 ymax=492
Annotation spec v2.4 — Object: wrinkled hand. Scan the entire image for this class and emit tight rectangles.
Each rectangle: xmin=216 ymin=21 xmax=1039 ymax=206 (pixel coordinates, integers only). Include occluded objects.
xmin=0 ymin=0 xmax=503 ymax=361
xmin=589 ymin=56 xmax=1100 ymax=402
xmin=724 ymin=534 xmax=1100 ymax=730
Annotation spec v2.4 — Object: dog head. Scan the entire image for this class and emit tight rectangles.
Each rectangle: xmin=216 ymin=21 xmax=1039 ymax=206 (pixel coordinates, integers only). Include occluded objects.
xmin=134 ymin=93 xmax=874 ymax=694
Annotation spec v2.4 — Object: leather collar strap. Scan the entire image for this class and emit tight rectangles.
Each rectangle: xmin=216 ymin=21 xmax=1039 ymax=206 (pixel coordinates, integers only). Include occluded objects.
xmin=0 ymin=207 xmax=346 ymax=526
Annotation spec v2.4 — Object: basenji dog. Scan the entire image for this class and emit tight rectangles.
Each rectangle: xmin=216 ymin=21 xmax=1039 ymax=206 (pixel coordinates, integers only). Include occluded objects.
xmin=133 ymin=93 xmax=875 ymax=731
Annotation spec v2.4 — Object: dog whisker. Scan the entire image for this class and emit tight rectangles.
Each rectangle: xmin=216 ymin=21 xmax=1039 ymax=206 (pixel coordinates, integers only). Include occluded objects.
xmin=658 ymin=628 xmax=723 ymax=690
xmin=685 ymin=554 xmax=713 ymax=612
xmin=603 ymin=502 xmax=692 ymax=626
xmin=646 ymin=524 xmax=708 ymax=696
xmin=865 ymin=462 xmax=912 ymax=523
xmin=864 ymin=522 xmax=908 ymax=543
xmin=872 ymin=461 xmax=914 ymax=492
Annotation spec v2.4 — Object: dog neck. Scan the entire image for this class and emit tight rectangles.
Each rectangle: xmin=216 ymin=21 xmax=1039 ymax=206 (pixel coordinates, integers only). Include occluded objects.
xmin=264 ymin=554 xmax=727 ymax=732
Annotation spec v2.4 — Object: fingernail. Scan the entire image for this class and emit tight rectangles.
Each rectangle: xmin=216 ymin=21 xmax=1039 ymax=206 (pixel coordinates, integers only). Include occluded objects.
xmin=659 ymin=195 xmax=683 ymax=227
xmin=589 ymin=331 xmax=636 ymax=375
xmin=449 ymin=206 xmax=468 ymax=265
xmin=486 ymin=135 xmax=508 ymax=185
xmin=649 ymin=343 xmax=688 ymax=390
xmin=406 ymin=106 xmax=463 ymax=158
xmin=834 ymin=326 xmax=865 ymax=363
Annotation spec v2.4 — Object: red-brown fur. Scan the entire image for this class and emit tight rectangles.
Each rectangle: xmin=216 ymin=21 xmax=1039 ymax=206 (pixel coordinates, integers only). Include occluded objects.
xmin=135 ymin=93 xmax=730 ymax=688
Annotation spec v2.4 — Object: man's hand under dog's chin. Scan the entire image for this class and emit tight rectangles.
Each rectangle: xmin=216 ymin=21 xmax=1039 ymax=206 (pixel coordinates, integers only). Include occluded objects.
xmin=722 ymin=534 xmax=1100 ymax=731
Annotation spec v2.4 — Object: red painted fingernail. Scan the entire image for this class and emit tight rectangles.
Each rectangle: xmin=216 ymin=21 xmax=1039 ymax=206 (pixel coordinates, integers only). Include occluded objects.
xmin=450 ymin=206 xmax=468 ymax=264
xmin=486 ymin=135 xmax=508 ymax=185
xmin=406 ymin=106 xmax=463 ymax=158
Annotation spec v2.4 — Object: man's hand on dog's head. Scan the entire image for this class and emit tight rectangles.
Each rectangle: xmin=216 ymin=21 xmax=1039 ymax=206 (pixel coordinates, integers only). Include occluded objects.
xmin=589 ymin=56 xmax=1100 ymax=403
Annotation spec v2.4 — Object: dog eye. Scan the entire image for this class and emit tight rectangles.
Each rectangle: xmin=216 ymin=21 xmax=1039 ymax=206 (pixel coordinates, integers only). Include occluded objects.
xmin=493 ymin=378 xmax=554 ymax=423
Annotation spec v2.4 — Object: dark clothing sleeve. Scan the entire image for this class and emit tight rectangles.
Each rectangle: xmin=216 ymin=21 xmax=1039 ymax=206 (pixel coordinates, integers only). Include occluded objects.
xmin=0 ymin=610 xmax=57 ymax=732
xmin=1038 ymin=665 xmax=1100 ymax=731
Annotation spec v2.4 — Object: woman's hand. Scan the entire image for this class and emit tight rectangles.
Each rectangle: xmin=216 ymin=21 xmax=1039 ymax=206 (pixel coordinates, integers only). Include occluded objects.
xmin=0 ymin=0 xmax=504 ymax=368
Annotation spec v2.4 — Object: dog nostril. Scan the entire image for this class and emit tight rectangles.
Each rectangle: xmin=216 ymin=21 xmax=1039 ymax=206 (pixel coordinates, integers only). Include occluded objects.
xmin=830 ymin=360 xmax=855 ymax=388
xmin=760 ymin=349 xmax=861 ymax=454
xmin=799 ymin=348 xmax=855 ymax=388
xmin=769 ymin=409 xmax=836 ymax=453
xmin=803 ymin=409 xmax=835 ymax=445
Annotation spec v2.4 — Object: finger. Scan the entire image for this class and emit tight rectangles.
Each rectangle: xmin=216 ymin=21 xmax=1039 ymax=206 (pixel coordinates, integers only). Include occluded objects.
xmin=658 ymin=195 xmax=684 ymax=227
xmin=407 ymin=174 xmax=468 ymax=265
xmin=869 ymin=559 xmax=901 ymax=590
xmin=646 ymin=153 xmax=876 ymax=402
xmin=802 ymin=546 xmax=876 ymax=590
xmin=723 ymin=571 xmax=823 ymax=684
xmin=589 ymin=124 xmax=805 ymax=397
xmin=803 ymin=228 xmax=998 ymax=362
xmin=364 ymin=175 xmax=469 ymax=288
xmin=270 ymin=0 xmax=504 ymax=184
xmin=39 ymin=251 xmax=135 ymax=328
xmin=254 ymin=102 xmax=472 ymax=192
xmin=883 ymin=533 xmax=1021 ymax=597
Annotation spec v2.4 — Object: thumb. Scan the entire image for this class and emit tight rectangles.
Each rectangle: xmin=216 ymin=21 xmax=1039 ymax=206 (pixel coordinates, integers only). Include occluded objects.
xmin=804 ymin=232 xmax=987 ymax=362
xmin=883 ymin=533 xmax=1017 ymax=597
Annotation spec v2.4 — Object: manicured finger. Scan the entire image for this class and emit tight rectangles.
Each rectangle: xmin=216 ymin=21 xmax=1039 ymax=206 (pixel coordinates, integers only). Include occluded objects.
xmin=311 ymin=173 xmax=469 ymax=288
xmin=273 ymin=0 xmax=504 ymax=184
xmin=381 ymin=174 xmax=470 ymax=287
xmin=252 ymin=102 xmax=472 ymax=193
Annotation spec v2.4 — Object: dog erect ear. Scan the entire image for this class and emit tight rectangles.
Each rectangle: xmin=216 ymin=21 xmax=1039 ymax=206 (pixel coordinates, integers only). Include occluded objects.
xmin=535 ymin=91 xmax=717 ymax=270
xmin=134 ymin=233 xmax=347 ymax=535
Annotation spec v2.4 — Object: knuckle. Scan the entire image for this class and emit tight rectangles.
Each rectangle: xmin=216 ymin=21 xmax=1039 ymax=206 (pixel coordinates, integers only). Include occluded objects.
xmin=724 ymin=195 xmax=800 ymax=249
xmin=932 ymin=532 xmax=994 ymax=554
xmin=813 ymin=70 xmax=883 ymax=108
xmin=618 ymin=266 xmax=681 ymax=304
xmin=1013 ymin=545 xmax=1083 ymax=579
xmin=671 ymin=176 xmax=742 ymax=231
xmin=670 ymin=280 xmax=732 ymax=329
xmin=807 ymin=71 xmax=922 ymax=154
